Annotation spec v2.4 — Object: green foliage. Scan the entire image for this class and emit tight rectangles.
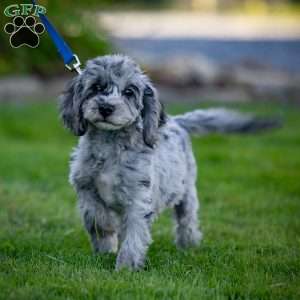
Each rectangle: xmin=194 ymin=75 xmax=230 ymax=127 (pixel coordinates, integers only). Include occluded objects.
xmin=0 ymin=0 xmax=111 ymax=76
xmin=0 ymin=101 xmax=299 ymax=299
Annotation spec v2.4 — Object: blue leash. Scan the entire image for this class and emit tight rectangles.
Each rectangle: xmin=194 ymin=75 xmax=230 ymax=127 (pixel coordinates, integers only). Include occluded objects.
xmin=31 ymin=0 xmax=82 ymax=74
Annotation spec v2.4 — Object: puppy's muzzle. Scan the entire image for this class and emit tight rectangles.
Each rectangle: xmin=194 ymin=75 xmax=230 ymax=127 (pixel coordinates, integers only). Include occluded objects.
xmin=98 ymin=103 xmax=115 ymax=118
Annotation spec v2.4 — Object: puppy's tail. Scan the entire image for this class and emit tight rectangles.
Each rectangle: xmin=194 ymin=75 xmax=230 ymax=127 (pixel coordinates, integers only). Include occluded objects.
xmin=173 ymin=108 xmax=281 ymax=135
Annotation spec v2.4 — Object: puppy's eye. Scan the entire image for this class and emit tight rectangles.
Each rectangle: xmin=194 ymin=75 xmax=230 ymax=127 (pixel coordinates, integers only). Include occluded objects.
xmin=94 ymin=84 xmax=106 ymax=93
xmin=123 ymin=88 xmax=134 ymax=98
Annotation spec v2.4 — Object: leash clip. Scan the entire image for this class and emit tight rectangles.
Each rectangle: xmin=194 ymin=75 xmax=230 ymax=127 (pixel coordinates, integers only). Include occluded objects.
xmin=65 ymin=54 xmax=82 ymax=75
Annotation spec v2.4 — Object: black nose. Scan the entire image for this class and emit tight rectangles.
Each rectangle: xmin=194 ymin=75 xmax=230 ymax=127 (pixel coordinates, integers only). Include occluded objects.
xmin=98 ymin=103 xmax=115 ymax=118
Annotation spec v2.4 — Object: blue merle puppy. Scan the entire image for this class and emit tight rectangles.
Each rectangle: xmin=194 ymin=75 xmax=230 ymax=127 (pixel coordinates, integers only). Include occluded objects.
xmin=59 ymin=54 xmax=279 ymax=270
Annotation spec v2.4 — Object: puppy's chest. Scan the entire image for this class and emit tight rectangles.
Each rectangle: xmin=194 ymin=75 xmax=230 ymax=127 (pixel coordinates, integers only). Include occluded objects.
xmin=92 ymin=152 xmax=131 ymax=208
xmin=96 ymin=165 xmax=119 ymax=204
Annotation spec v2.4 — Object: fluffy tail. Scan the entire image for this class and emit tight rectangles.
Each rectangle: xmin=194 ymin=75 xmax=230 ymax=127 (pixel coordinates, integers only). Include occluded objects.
xmin=173 ymin=108 xmax=281 ymax=135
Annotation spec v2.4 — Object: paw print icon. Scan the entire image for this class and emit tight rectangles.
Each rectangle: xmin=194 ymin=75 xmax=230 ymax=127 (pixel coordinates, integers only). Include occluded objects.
xmin=4 ymin=16 xmax=45 ymax=48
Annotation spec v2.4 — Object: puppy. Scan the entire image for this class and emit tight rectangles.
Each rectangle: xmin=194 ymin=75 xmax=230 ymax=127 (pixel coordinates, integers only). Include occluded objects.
xmin=59 ymin=55 xmax=279 ymax=270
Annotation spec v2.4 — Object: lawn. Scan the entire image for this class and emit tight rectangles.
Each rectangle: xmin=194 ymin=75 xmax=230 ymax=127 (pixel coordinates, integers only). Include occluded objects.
xmin=0 ymin=101 xmax=299 ymax=300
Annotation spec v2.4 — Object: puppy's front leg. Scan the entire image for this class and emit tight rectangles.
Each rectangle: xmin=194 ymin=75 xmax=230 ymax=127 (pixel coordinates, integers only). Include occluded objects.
xmin=116 ymin=205 xmax=153 ymax=271
xmin=77 ymin=188 xmax=118 ymax=254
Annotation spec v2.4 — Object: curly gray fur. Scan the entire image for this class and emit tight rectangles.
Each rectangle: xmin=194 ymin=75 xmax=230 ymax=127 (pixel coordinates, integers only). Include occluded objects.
xmin=59 ymin=54 xmax=279 ymax=271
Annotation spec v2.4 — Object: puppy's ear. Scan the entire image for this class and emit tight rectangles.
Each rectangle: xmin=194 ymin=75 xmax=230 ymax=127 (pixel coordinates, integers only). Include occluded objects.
xmin=142 ymin=83 xmax=166 ymax=148
xmin=59 ymin=77 xmax=87 ymax=136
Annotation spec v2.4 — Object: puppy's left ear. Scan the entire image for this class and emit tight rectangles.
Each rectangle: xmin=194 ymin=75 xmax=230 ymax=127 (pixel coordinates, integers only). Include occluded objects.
xmin=142 ymin=83 xmax=166 ymax=148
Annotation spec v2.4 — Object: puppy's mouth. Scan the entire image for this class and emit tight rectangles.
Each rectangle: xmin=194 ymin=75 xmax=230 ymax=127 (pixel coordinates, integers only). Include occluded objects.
xmin=94 ymin=119 xmax=125 ymax=130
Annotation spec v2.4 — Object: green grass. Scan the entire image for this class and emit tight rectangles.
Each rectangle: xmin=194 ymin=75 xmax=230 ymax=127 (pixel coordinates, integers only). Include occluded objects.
xmin=0 ymin=101 xmax=299 ymax=300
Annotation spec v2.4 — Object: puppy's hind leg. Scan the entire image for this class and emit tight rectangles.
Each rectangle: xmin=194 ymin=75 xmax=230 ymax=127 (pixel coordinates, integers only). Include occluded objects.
xmin=174 ymin=187 xmax=202 ymax=249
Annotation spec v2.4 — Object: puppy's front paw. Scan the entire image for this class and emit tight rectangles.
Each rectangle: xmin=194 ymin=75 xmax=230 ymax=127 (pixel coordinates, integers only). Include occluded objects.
xmin=94 ymin=237 xmax=118 ymax=254
xmin=115 ymin=250 xmax=144 ymax=271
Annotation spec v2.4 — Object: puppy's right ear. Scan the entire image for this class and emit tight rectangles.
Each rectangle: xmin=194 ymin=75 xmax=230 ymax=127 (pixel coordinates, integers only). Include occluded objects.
xmin=59 ymin=77 xmax=87 ymax=136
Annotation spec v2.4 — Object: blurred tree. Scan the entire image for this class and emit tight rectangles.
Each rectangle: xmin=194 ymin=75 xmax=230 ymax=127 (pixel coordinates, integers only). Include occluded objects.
xmin=0 ymin=0 xmax=112 ymax=76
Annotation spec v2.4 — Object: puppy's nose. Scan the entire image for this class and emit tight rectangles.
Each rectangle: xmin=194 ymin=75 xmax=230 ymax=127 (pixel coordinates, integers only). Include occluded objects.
xmin=98 ymin=103 xmax=115 ymax=118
